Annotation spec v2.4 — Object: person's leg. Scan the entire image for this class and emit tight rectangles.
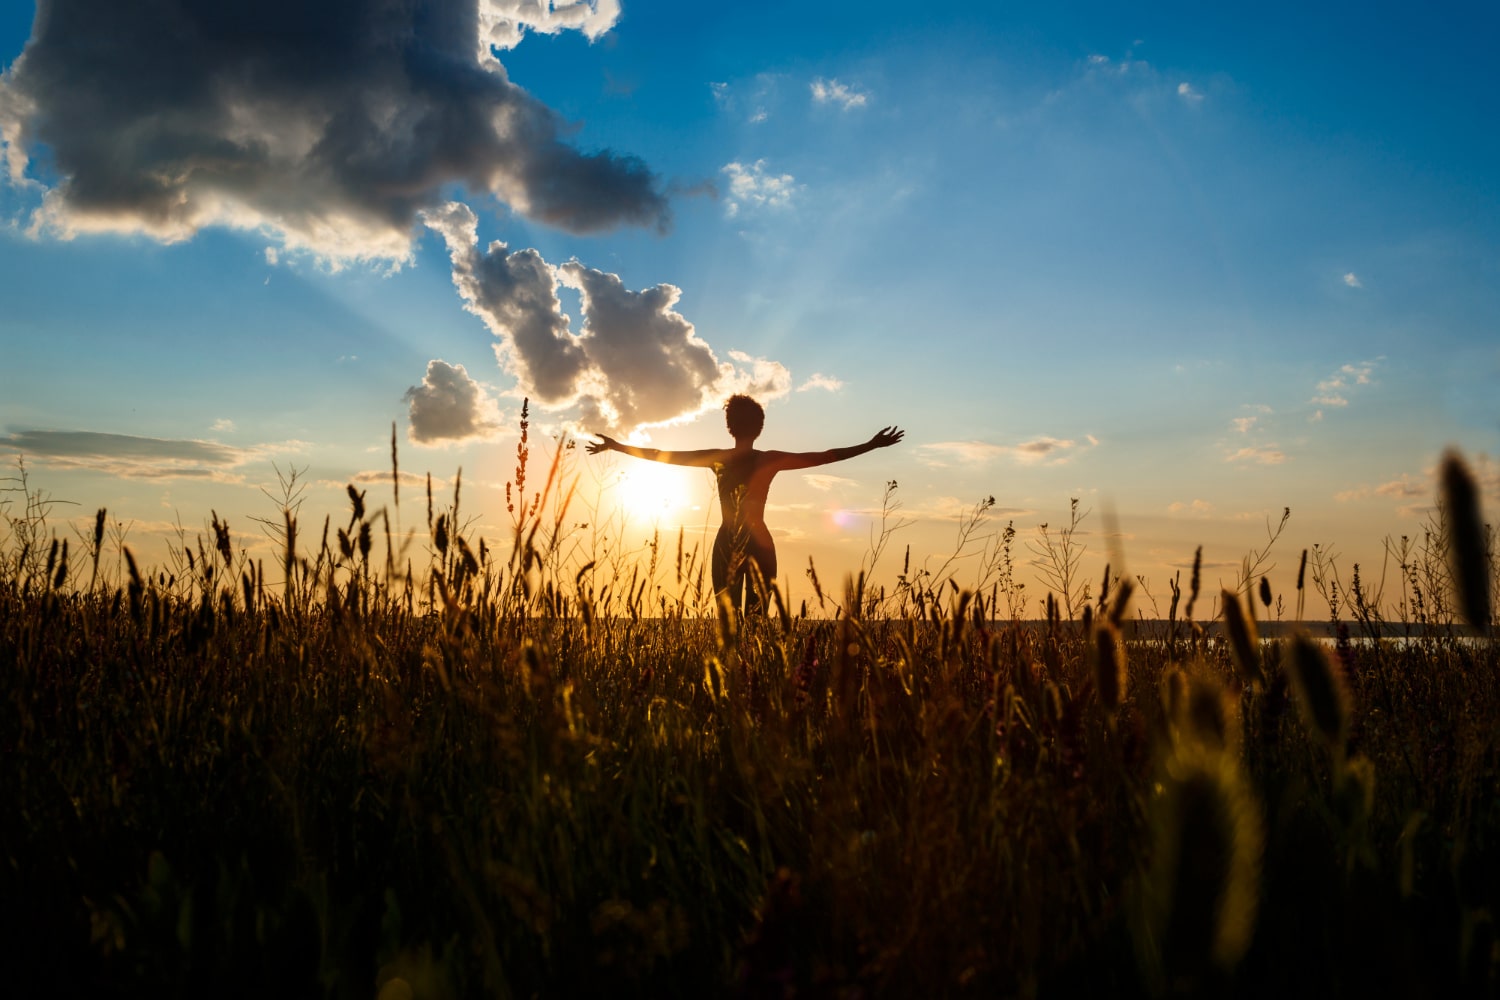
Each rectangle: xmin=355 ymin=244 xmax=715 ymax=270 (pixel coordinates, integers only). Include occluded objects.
xmin=744 ymin=539 xmax=778 ymax=616
xmin=712 ymin=526 xmax=749 ymax=613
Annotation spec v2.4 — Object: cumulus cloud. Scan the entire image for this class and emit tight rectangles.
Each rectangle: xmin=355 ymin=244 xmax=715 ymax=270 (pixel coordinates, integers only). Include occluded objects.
xmin=724 ymin=350 xmax=793 ymax=400
xmin=423 ymin=202 xmax=786 ymax=432
xmin=810 ymin=77 xmax=869 ymax=110
xmin=403 ymin=360 xmax=502 ymax=445
xmin=0 ymin=429 xmax=301 ymax=481
xmin=1343 ymin=272 xmax=1363 ymax=288
xmin=481 ymin=0 xmax=621 ymax=50
xmin=920 ymin=436 xmax=1093 ymax=467
xmin=721 ymin=160 xmax=800 ymax=217
xmin=797 ymin=373 xmax=845 ymax=393
xmin=1311 ymin=358 xmax=1380 ymax=408
xmin=0 ymin=0 xmax=665 ymax=263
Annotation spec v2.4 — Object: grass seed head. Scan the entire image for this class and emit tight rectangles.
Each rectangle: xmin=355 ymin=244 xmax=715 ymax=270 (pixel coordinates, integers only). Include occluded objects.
xmin=1220 ymin=589 xmax=1263 ymax=688
xmin=1093 ymin=621 xmax=1126 ymax=713
xmin=1440 ymin=449 xmax=1491 ymax=629
xmin=1145 ymin=744 xmax=1263 ymax=985
xmin=1288 ymin=632 xmax=1351 ymax=752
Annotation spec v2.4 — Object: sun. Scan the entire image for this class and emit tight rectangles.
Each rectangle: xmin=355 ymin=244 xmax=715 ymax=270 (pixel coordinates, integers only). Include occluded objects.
xmin=613 ymin=462 xmax=693 ymax=524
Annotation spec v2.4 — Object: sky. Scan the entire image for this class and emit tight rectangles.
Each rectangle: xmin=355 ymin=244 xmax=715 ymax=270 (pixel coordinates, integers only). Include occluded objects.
xmin=2 ymin=0 xmax=1497 ymax=619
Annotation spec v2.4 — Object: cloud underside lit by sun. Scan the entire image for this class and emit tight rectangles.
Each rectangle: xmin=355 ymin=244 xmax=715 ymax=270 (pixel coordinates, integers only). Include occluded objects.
xmin=421 ymin=202 xmax=789 ymax=438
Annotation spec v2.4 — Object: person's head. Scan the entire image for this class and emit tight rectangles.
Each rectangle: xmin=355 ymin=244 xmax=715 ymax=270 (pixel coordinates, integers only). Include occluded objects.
xmin=724 ymin=394 xmax=765 ymax=442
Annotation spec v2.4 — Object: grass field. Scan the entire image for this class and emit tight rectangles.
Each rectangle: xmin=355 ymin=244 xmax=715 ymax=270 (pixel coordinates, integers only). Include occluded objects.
xmin=2 ymin=438 xmax=1496 ymax=998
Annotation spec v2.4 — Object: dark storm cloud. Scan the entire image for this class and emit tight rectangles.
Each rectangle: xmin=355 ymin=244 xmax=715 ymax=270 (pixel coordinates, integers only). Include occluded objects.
xmin=403 ymin=359 xmax=501 ymax=444
xmin=424 ymin=201 xmax=788 ymax=431
xmin=0 ymin=0 xmax=667 ymax=259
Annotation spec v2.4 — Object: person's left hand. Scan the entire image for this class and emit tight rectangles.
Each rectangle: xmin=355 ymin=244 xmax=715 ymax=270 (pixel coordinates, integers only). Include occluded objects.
xmin=586 ymin=434 xmax=617 ymax=455
xmin=870 ymin=426 xmax=905 ymax=448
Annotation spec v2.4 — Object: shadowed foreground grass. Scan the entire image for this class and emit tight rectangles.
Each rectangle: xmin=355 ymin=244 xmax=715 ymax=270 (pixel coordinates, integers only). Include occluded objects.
xmin=2 ymin=450 xmax=1497 ymax=998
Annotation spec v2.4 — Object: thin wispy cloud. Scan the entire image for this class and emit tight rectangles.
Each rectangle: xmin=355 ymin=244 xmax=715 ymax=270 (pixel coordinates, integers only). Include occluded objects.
xmin=0 ymin=0 xmax=663 ymax=264
xmin=349 ymin=470 xmax=443 ymax=490
xmin=1177 ymin=81 xmax=1204 ymax=103
xmin=210 ymin=418 xmax=236 ymax=433
xmin=404 ymin=360 xmax=503 ymax=446
xmin=919 ymin=495 xmax=1033 ymax=522
xmin=1225 ymin=445 xmax=1287 ymax=465
xmin=1376 ymin=474 xmax=1427 ymax=499
xmin=797 ymin=373 xmax=844 ymax=393
xmin=920 ymin=435 xmax=1095 ymax=468
xmin=1344 ymin=272 xmax=1363 ymax=288
xmin=1230 ymin=416 xmax=1258 ymax=434
xmin=810 ymin=77 xmax=869 ymax=110
xmin=721 ymin=160 xmax=800 ymax=217
xmin=1167 ymin=499 xmax=1215 ymax=517
xmin=802 ymin=474 xmax=857 ymax=492
xmin=0 ymin=429 xmax=303 ymax=481
xmin=423 ymin=202 xmax=788 ymax=432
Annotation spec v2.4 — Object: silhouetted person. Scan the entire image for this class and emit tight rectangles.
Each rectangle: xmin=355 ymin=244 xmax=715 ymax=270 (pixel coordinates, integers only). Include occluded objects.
xmin=589 ymin=395 xmax=904 ymax=614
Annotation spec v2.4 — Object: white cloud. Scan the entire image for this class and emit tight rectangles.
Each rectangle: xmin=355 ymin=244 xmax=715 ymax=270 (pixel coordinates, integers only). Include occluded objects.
xmin=721 ymin=160 xmax=800 ymax=218
xmin=810 ymin=77 xmax=869 ymax=110
xmin=479 ymin=0 xmax=621 ymax=51
xmin=1177 ymin=82 xmax=1204 ymax=103
xmin=1343 ymin=272 xmax=1362 ymax=288
xmin=724 ymin=350 xmax=793 ymax=400
xmin=423 ymin=202 xmax=788 ymax=432
xmin=0 ymin=0 xmax=663 ymax=264
xmin=403 ymin=360 xmax=503 ymax=445
xmin=1310 ymin=358 xmax=1380 ymax=409
xmin=1230 ymin=416 xmax=1258 ymax=434
xmin=210 ymin=418 xmax=236 ymax=433
xmin=797 ymin=373 xmax=844 ymax=393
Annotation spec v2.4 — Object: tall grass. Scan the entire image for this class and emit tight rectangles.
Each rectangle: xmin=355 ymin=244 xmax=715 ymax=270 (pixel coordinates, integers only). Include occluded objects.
xmin=1 ymin=436 xmax=1497 ymax=998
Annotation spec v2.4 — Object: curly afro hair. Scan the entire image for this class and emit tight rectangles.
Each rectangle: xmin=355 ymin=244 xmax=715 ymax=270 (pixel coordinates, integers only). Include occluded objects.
xmin=724 ymin=394 xmax=765 ymax=441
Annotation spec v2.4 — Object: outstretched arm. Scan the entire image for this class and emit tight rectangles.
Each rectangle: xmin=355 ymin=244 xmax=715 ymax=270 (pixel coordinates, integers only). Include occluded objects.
xmin=769 ymin=426 xmax=905 ymax=472
xmin=587 ymin=434 xmax=729 ymax=468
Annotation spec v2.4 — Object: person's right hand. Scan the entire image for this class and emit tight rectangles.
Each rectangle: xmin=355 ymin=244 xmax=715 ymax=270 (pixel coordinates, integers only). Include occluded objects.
xmin=870 ymin=427 xmax=905 ymax=448
xmin=586 ymin=435 xmax=617 ymax=455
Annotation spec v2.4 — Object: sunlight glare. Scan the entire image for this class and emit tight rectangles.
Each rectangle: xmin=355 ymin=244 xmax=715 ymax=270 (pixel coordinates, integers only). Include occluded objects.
xmin=614 ymin=462 xmax=691 ymax=524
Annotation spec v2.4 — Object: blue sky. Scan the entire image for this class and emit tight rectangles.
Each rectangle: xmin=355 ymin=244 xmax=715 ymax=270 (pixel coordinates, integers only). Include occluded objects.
xmin=2 ymin=0 xmax=1496 ymax=616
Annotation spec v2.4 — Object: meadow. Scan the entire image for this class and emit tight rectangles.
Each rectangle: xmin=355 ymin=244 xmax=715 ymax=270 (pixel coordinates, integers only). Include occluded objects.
xmin=2 ymin=425 xmax=1496 ymax=999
